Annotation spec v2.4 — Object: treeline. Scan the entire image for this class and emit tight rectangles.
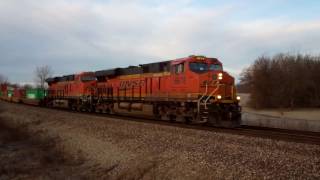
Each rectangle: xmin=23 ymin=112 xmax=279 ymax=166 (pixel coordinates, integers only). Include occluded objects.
xmin=239 ymin=53 xmax=320 ymax=109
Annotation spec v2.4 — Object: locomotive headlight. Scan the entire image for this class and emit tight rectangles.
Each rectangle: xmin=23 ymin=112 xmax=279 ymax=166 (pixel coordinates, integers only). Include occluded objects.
xmin=218 ymin=73 xmax=223 ymax=80
xmin=236 ymin=96 xmax=241 ymax=101
xmin=217 ymin=95 xmax=222 ymax=100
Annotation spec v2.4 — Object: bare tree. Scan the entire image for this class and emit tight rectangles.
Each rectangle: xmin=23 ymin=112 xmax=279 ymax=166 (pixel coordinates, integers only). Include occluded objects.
xmin=34 ymin=65 xmax=53 ymax=89
xmin=23 ymin=83 xmax=33 ymax=89
xmin=240 ymin=53 xmax=320 ymax=109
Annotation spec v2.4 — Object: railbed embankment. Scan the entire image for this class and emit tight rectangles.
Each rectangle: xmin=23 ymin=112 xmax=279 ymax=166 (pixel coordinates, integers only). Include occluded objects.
xmin=0 ymin=101 xmax=320 ymax=179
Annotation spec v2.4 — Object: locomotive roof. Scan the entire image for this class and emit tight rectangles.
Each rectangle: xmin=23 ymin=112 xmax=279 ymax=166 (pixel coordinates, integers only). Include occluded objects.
xmin=95 ymin=68 xmax=118 ymax=77
xmin=46 ymin=75 xmax=74 ymax=83
xmin=95 ymin=60 xmax=171 ymax=77
xmin=46 ymin=56 xmax=222 ymax=82
xmin=46 ymin=73 xmax=92 ymax=83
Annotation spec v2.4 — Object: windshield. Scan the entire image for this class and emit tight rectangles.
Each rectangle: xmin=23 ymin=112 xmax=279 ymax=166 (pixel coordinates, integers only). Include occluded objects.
xmin=189 ymin=63 xmax=223 ymax=73
xmin=81 ymin=76 xmax=96 ymax=82
xmin=189 ymin=62 xmax=208 ymax=73
xmin=209 ymin=64 xmax=223 ymax=71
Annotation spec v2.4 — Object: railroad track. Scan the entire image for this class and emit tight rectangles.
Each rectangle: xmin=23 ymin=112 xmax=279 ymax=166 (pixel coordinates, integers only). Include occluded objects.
xmin=2 ymin=100 xmax=320 ymax=145
xmin=49 ymin=106 xmax=320 ymax=145
xmin=235 ymin=126 xmax=320 ymax=145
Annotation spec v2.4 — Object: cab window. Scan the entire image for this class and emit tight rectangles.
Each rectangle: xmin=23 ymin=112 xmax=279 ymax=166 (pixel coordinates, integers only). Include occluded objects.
xmin=174 ymin=63 xmax=184 ymax=74
xmin=209 ymin=64 xmax=223 ymax=71
xmin=189 ymin=62 xmax=208 ymax=73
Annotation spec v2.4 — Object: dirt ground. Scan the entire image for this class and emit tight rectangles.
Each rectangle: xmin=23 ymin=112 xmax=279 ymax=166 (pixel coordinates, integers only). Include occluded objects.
xmin=0 ymin=121 xmax=91 ymax=180
xmin=0 ymin=101 xmax=320 ymax=179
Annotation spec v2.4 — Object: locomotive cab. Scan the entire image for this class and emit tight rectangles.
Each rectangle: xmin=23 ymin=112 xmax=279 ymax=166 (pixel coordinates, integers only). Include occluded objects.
xmin=46 ymin=72 xmax=97 ymax=110
xmin=170 ymin=56 xmax=239 ymax=101
xmin=170 ymin=55 xmax=241 ymax=127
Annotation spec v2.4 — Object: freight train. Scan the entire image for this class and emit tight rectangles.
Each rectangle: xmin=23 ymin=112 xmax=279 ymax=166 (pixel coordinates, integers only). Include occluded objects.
xmin=0 ymin=84 xmax=46 ymax=105
xmin=0 ymin=55 xmax=241 ymax=127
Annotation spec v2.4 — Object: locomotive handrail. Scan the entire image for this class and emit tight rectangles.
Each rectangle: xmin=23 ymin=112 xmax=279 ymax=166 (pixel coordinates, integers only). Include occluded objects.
xmin=197 ymin=82 xmax=208 ymax=116
xmin=204 ymin=84 xmax=220 ymax=109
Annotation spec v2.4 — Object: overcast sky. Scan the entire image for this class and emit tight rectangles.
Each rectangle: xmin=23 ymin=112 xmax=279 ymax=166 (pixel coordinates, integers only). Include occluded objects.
xmin=1 ymin=0 xmax=320 ymax=83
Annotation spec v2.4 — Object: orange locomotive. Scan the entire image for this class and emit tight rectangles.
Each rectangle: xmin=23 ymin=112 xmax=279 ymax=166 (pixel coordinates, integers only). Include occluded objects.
xmin=46 ymin=55 xmax=241 ymax=127
xmin=46 ymin=72 xmax=96 ymax=110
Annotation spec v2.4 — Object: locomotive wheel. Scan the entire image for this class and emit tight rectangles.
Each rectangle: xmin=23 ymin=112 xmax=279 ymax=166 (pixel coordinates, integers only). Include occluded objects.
xmin=168 ymin=115 xmax=176 ymax=122
xmin=155 ymin=114 xmax=162 ymax=121
xmin=88 ymin=107 xmax=95 ymax=113
xmin=206 ymin=112 xmax=221 ymax=126
xmin=76 ymin=106 xmax=81 ymax=112
xmin=105 ymin=108 xmax=111 ymax=114
xmin=184 ymin=117 xmax=192 ymax=124
xmin=157 ymin=114 xmax=168 ymax=121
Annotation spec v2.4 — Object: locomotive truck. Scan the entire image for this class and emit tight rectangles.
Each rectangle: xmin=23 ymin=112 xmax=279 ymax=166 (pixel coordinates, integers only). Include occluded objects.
xmin=45 ymin=55 xmax=241 ymax=127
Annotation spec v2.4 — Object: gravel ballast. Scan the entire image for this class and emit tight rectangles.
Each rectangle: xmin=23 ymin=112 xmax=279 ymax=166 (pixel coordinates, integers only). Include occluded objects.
xmin=0 ymin=101 xmax=319 ymax=179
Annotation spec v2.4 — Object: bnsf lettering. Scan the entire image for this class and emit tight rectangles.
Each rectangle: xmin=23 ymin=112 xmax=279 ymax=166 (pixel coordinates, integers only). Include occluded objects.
xmin=120 ymin=80 xmax=145 ymax=90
